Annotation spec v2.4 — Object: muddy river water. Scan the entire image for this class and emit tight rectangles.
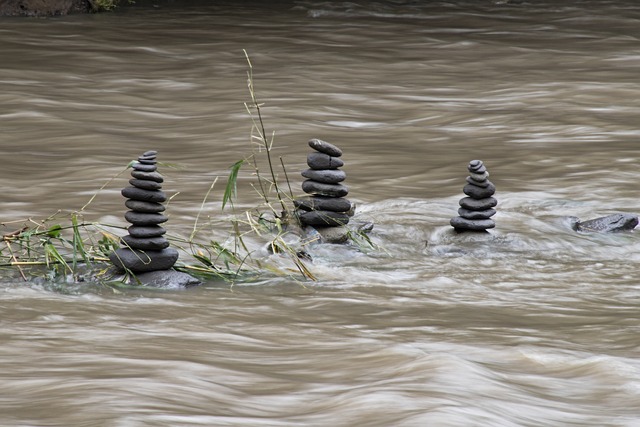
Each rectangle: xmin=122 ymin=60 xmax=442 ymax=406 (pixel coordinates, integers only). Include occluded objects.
xmin=0 ymin=1 xmax=639 ymax=425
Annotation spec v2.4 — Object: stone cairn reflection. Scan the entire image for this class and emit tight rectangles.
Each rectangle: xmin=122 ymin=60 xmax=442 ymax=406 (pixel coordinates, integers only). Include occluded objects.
xmin=294 ymin=139 xmax=352 ymax=240
xmin=109 ymin=150 xmax=179 ymax=273
xmin=450 ymin=159 xmax=497 ymax=232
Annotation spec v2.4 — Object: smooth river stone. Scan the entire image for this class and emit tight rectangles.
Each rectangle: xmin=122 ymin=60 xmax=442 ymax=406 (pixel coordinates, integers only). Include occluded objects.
xmin=468 ymin=171 xmax=489 ymax=182
xmin=125 ymin=199 xmax=166 ymax=213
xmin=575 ymin=213 xmax=639 ymax=233
xmin=302 ymin=180 xmax=349 ymax=197
xmin=132 ymin=162 xmax=157 ymax=172
xmin=308 ymin=138 xmax=343 ymax=157
xmin=459 ymin=196 xmax=497 ymax=210
xmin=129 ymin=179 xmax=162 ymax=191
xmin=463 ymin=182 xmax=495 ymax=199
xmin=141 ymin=150 xmax=158 ymax=157
xmin=458 ymin=208 xmax=496 ymax=220
xmin=128 ymin=225 xmax=166 ymax=238
xmin=298 ymin=210 xmax=350 ymax=226
xmin=133 ymin=269 xmax=201 ymax=289
xmin=124 ymin=211 xmax=168 ymax=226
xmin=131 ymin=170 xmax=164 ymax=183
xmin=122 ymin=235 xmax=170 ymax=250
xmin=301 ymin=168 xmax=346 ymax=184
xmin=137 ymin=158 xmax=157 ymax=165
xmin=307 ymin=152 xmax=344 ymax=170
xmin=121 ymin=187 xmax=167 ymax=203
xmin=294 ymin=196 xmax=352 ymax=212
xmin=450 ymin=217 xmax=495 ymax=231
xmin=468 ymin=160 xmax=487 ymax=173
xmin=109 ymin=247 xmax=179 ymax=273
xmin=466 ymin=176 xmax=490 ymax=188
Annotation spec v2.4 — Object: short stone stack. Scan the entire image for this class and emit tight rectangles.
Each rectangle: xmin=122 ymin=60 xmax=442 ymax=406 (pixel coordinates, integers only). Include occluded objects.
xmin=294 ymin=138 xmax=352 ymax=230
xmin=450 ymin=160 xmax=497 ymax=232
xmin=109 ymin=150 xmax=179 ymax=273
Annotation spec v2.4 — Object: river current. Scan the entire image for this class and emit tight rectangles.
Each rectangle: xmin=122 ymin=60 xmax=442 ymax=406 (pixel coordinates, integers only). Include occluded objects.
xmin=1 ymin=1 xmax=639 ymax=426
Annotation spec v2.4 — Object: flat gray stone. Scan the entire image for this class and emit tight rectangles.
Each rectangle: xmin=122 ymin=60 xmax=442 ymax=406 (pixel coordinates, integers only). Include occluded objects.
xmin=450 ymin=217 xmax=495 ymax=231
xmin=294 ymin=196 xmax=352 ymax=212
xmin=129 ymin=179 xmax=162 ymax=191
xmin=463 ymin=182 xmax=495 ymax=199
xmin=307 ymin=152 xmax=344 ymax=170
xmin=141 ymin=150 xmax=158 ymax=157
xmin=109 ymin=247 xmax=179 ymax=273
xmin=299 ymin=210 xmax=350 ymax=226
xmin=458 ymin=208 xmax=496 ymax=220
xmin=132 ymin=162 xmax=157 ymax=172
xmin=130 ymin=170 xmax=164 ymax=183
xmin=302 ymin=180 xmax=349 ymax=197
xmin=469 ymin=171 xmax=489 ymax=182
xmin=128 ymin=225 xmax=166 ymax=238
xmin=121 ymin=187 xmax=167 ymax=203
xmin=308 ymin=138 xmax=342 ymax=157
xmin=314 ymin=226 xmax=350 ymax=244
xmin=459 ymin=197 xmax=497 ymax=210
xmin=137 ymin=159 xmax=157 ymax=165
xmin=301 ymin=168 xmax=346 ymax=184
xmin=121 ymin=235 xmax=170 ymax=250
xmin=466 ymin=176 xmax=490 ymax=187
xmin=133 ymin=269 xmax=201 ymax=289
xmin=468 ymin=160 xmax=486 ymax=173
xmin=124 ymin=211 xmax=168 ymax=226
xmin=125 ymin=200 xmax=166 ymax=213
xmin=575 ymin=213 xmax=638 ymax=233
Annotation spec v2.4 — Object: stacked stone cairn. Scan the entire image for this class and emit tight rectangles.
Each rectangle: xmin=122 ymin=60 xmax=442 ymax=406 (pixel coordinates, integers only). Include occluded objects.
xmin=450 ymin=160 xmax=497 ymax=232
xmin=294 ymin=139 xmax=352 ymax=243
xmin=109 ymin=151 xmax=180 ymax=274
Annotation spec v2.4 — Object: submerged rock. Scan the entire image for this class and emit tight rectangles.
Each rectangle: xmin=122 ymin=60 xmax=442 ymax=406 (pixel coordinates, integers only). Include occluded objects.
xmin=571 ymin=213 xmax=638 ymax=233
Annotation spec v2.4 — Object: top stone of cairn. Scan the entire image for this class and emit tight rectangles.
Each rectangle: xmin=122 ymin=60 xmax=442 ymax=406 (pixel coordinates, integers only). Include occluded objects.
xmin=308 ymin=138 xmax=342 ymax=157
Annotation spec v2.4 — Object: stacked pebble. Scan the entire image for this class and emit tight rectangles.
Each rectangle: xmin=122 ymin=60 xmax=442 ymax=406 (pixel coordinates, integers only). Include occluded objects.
xmin=109 ymin=151 xmax=179 ymax=273
xmin=450 ymin=160 xmax=497 ymax=232
xmin=294 ymin=139 xmax=352 ymax=227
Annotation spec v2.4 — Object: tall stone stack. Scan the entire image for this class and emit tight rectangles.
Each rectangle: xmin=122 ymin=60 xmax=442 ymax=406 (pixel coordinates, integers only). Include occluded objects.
xmin=450 ymin=159 xmax=497 ymax=232
xmin=294 ymin=138 xmax=352 ymax=229
xmin=109 ymin=150 xmax=179 ymax=273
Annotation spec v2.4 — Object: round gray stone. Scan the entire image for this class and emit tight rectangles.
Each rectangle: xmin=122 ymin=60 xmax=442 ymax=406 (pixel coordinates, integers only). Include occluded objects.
xmin=130 ymin=170 xmax=164 ymax=183
xmin=463 ymin=182 xmax=495 ymax=199
xmin=314 ymin=225 xmax=350 ymax=244
xmin=109 ymin=247 xmax=179 ymax=273
xmin=450 ymin=217 xmax=495 ymax=231
xmin=301 ymin=168 xmax=346 ymax=184
xmin=459 ymin=197 xmax=497 ymax=210
xmin=125 ymin=200 xmax=166 ymax=213
xmin=132 ymin=162 xmax=157 ymax=172
xmin=468 ymin=160 xmax=485 ymax=173
xmin=294 ymin=196 xmax=352 ymax=212
xmin=466 ymin=176 xmax=490 ymax=187
xmin=128 ymin=225 xmax=166 ymax=238
xmin=458 ymin=208 xmax=496 ymax=220
xmin=133 ymin=269 xmax=201 ymax=289
xmin=121 ymin=187 xmax=167 ymax=203
xmin=124 ymin=211 xmax=168 ymax=226
xmin=122 ymin=235 xmax=170 ymax=250
xmin=129 ymin=179 xmax=162 ymax=191
xmin=299 ymin=210 xmax=350 ymax=226
xmin=308 ymin=138 xmax=342 ymax=157
xmin=307 ymin=152 xmax=344 ymax=170
xmin=302 ymin=180 xmax=349 ymax=197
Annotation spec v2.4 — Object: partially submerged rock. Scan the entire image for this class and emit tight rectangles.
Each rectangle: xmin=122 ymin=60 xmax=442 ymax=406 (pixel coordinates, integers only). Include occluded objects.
xmin=571 ymin=213 xmax=638 ymax=233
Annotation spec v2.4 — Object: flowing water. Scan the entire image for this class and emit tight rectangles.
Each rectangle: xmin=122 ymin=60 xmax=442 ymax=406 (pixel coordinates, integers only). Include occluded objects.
xmin=1 ymin=1 xmax=640 ymax=425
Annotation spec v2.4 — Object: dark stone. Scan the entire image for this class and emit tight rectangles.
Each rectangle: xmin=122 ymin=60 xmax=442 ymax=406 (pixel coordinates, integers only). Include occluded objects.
xmin=458 ymin=208 xmax=496 ymax=220
xmin=109 ymin=247 xmax=179 ymax=273
xmin=313 ymin=226 xmax=350 ymax=244
xmin=469 ymin=171 xmax=489 ymax=182
xmin=463 ymin=182 xmax=495 ymax=199
xmin=450 ymin=217 xmax=495 ymax=231
xmin=294 ymin=196 xmax=352 ymax=212
xmin=132 ymin=162 xmax=157 ymax=172
xmin=142 ymin=150 xmax=158 ymax=157
xmin=121 ymin=187 xmax=167 ymax=203
xmin=302 ymin=180 xmax=349 ymax=197
xmin=133 ymin=270 xmax=202 ymax=289
xmin=307 ymin=152 xmax=344 ymax=170
xmin=468 ymin=160 xmax=485 ymax=173
xmin=299 ymin=210 xmax=350 ymax=226
xmin=301 ymin=168 xmax=346 ymax=184
xmin=575 ymin=213 xmax=638 ymax=233
xmin=308 ymin=138 xmax=343 ymax=157
xmin=131 ymin=170 xmax=164 ymax=183
xmin=137 ymin=159 xmax=157 ymax=165
xmin=129 ymin=179 xmax=162 ymax=191
xmin=125 ymin=200 xmax=166 ymax=213
xmin=466 ymin=176 xmax=491 ymax=187
xmin=0 ymin=0 xmax=89 ymax=17
xmin=124 ymin=211 xmax=168 ymax=226
xmin=122 ymin=235 xmax=170 ymax=250
xmin=459 ymin=197 xmax=497 ymax=210
xmin=128 ymin=225 xmax=167 ymax=238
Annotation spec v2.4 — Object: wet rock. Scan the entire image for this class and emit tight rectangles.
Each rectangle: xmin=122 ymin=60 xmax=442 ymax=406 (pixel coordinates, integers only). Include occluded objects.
xmin=129 ymin=179 xmax=162 ymax=191
xmin=121 ymin=187 xmax=167 ymax=203
xmin=308 ymin=138 xmax=343 ymax=157
xmin=124 ymin=211 xmax=168 ymax=226
xmin=307 ymin=152 xmax=344 ymax=170
xmin=121 ymin=235 xmax=170 ymax=251
xmin=109 ymin=247 xmax=179 ymax=273
xmin=125 ymin=200 xmax=166 ymax=213
xmin=128 ymin=225 xmax=167 ymax=238
xmin=294 ymin=196 xmax=352 ymax=213
xmin=130 ymin=170 xmax=164 ymax=183
xmin=132 ymin=162 xmax=157 ymax=172
xmin=573 ymin=213 xmax=638 ymax=233
xmin=451 ymin=160 xmax=497 ymax=232
xmin=298 ymin=210 xmax=350 ymax=226
xmin=301 ymin=168 xmax=346 ymax=184
xmin=133 ymin=270 xmax=202 ymax=289
xmin=302 ymin=180 xmax=349 ymax=198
